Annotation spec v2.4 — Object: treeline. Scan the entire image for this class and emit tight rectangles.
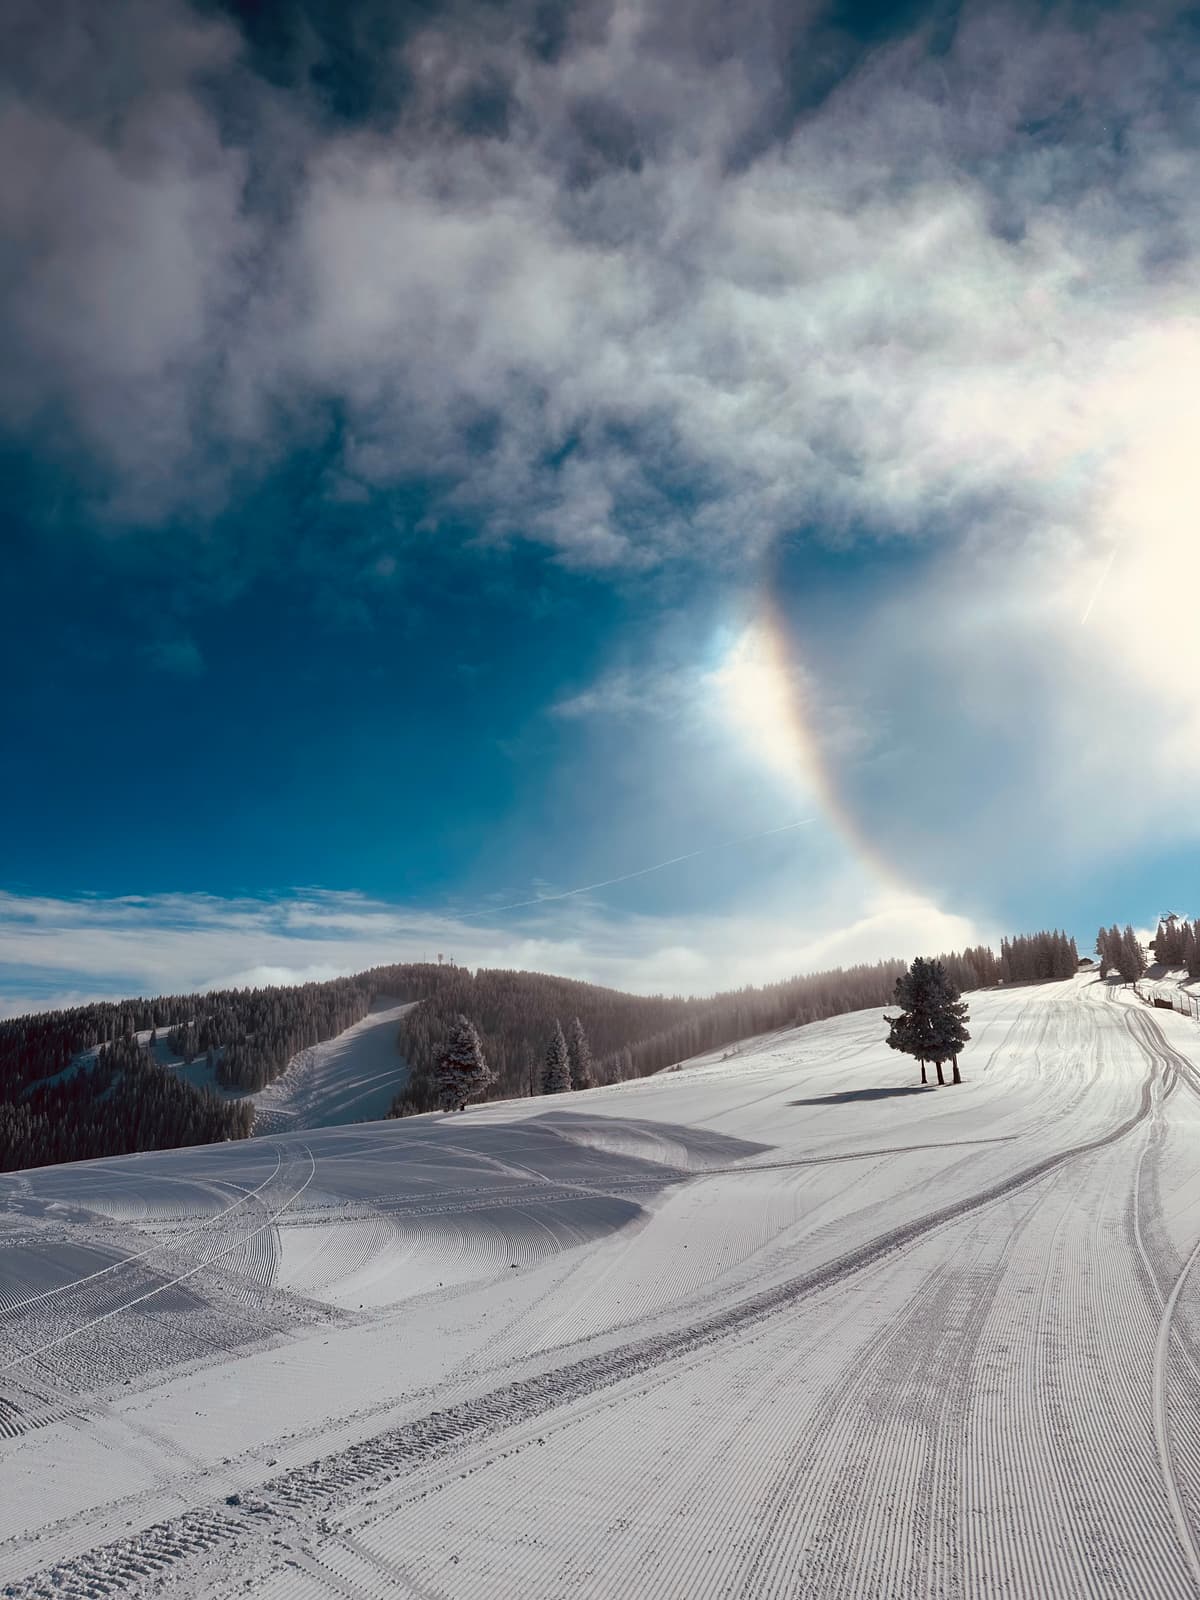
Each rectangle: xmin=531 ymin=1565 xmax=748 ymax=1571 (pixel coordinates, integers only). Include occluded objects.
xmin=1149 ymin=916 xmax=1200 ymax=979
xmin=0 ymin=966 xmax=454 ymax=1111
xmin=999 ymin=930 xmax=1079 ymax=983
xmin=388 ymin=928 xmax=1086 ymax=1117
xmin=937 ymin=931 xmax=1079 ymax=990
xmin=594 ymin=960 xmax=912 ymax=1089
xmin=0 ymin=965 xmax=450 ymax=1173
xmin=0 ymin=1036 xmax=254 ymax=1173
xmin=1096 ymin=924 xmax=1149 ymax=982
xmin=389 ymin=959 xmax=932 ymax=1115
xmin=1 ymin=993 xmax=221 ymax=1105
xmin=170 ymin=976 xmax=377 ymax=1091
xmin=388 ymin=965 xmax=708 ymax=1115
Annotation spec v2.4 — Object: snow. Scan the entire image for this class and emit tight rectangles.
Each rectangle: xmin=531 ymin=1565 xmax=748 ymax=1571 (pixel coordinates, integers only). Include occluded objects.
xmin=3 ymin=976 xmax=1200 ymax=1597
xmin=26 ymin=997 xmax=417 ymax=1130
xmin=250 ymin=998 xmax=416 ymax=1133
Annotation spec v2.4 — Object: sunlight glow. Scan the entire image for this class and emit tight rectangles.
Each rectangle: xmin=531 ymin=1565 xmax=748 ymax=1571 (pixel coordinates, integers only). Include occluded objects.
xmin=707 ymin=623 xmax=818 ymax=791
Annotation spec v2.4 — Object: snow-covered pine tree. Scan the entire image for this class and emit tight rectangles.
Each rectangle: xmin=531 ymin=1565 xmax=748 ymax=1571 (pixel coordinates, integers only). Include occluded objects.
xmin=542 ymin=1021 xmax=572 ymax=1094
xmin=1118 ymin=925 xmax=1147 ymax=982
xmin=436 ymin=1015 xmax=493 ymax=1112
xmin=884 ymin=957 xmax=970 ymax=1085
xmin=568 ymin=1017 xmax=594 ymax=1090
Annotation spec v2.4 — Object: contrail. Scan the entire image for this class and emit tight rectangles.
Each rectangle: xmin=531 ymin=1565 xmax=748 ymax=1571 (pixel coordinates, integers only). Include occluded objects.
xmin=1080 ymin=545 xmax=1118 ymax=625
xmin=455 ymin=818 xmax=816 ymax=920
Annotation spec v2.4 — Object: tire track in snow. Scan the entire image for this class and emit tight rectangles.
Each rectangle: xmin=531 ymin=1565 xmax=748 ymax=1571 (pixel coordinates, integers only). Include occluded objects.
xmin=0 ymin=1146 xmax=315 ymax=1380
xmin=1116 ymin=996 xmax=1200 ymax=1576
xmin=0 ymin=1150 xmax=284 ymax=1320
xmin=1158 ymin=1243 xmax=1200 ymax=1595
xmin=4 ymin=1050 xmax=1158 ymax=1600
xmin=1143 ymin=1017 xmax=1200 ymax=1590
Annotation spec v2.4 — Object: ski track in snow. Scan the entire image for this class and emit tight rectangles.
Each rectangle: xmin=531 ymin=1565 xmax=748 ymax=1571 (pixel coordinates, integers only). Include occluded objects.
xmin=5 ymin=979 xmax=1200 ymax=1597
xmin=250 ymin=1000 xmax=417 ymax=1135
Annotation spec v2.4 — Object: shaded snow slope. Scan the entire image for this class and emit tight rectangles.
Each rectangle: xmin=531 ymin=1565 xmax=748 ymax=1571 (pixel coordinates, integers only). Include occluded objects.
xmin=250 ymin=998 xmax=416 ymax=1133
xmin=25 ymin=998 xmax=417 ymax=1133
xmin=4 ymin=977 xmax=1200 ymax=1597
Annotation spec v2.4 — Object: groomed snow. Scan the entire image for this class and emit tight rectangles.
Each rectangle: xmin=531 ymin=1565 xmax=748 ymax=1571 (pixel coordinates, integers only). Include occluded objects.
xmin=3 ymin=976 xmax=1200 ymax=1598
xmin=42 ymin=996 xmax=418 ymax=1130
xmin=250 ymin=998 xmax=416 ymax=1133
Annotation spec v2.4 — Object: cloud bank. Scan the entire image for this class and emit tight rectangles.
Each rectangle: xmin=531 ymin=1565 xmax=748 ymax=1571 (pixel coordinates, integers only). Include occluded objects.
xmin=5 ymin=0 xmax=1198 ymax=567
xmin=0 ymin=884 xmax=984 ymax=1017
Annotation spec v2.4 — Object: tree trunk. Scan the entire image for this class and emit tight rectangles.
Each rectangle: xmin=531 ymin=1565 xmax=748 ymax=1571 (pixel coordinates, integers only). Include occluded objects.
xmin=951 ymin=1056 xmax=961 ymax=1084
xmin=920 ymin=1061 xmax=928 ymax=1085
xmin=935 ymin=1060 xmax=946 ymax=1085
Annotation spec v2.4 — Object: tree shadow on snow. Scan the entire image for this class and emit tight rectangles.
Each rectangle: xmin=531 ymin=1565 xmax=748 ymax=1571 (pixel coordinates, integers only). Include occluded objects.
xmin=789 ymin=1085 xmax=937 ymax=1106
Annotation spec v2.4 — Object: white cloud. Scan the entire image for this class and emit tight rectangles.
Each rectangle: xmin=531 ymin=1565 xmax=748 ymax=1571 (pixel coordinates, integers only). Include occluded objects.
xmin=0 ymin=880 xmax=987 ymax=1016
xmin=7 ymin=0 xmax=1200 ymax=577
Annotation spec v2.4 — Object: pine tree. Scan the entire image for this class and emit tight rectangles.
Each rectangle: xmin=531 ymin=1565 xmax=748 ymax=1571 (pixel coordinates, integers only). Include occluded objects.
xmin=568 ymin=1017 xmax=594 ymax=1090
xmin=435 ymin=1015 xmax=493 ymax=1112
xmin=1118 ymin=925 xmax=1146 ymax=983
xmin=885 ymin=957 xmax=971 ymax=1086
xmin=542 ymin=1021 xmax=572 ymax=1094
xmin=1155 ymin=914 xmax=1185 ymax=968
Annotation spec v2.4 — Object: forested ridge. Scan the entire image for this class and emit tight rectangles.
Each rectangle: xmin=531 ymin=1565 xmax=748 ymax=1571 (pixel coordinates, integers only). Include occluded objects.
xmin=387 ymin=929 xmax=1083 ymax=1116
xmin=0 ymin=1036 xmax=254 ymax=1173
xmin=1148 ymin=916 xmax=1200 ymax=978
xmin=0 ymin=967 xmax=438 ymax=1172
xmin=0 ymin=928 xmax=1086 ymax=1169
xmin=388 ymin=958 xmax=910 ymax=1115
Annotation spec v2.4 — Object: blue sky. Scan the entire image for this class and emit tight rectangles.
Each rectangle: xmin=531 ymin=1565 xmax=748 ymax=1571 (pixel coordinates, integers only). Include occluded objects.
xmin=2 ymin=0 xmax=1198 ymax=1012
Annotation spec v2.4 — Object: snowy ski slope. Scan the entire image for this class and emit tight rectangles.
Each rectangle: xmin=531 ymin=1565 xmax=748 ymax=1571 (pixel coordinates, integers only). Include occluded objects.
xmin=3 ymin=976 xmax=1200 ymax=1598
xmin=250 ymin=998 xmax=416 ymax=1133
xmin=41 ymin=998 xmax=416 ymax=1136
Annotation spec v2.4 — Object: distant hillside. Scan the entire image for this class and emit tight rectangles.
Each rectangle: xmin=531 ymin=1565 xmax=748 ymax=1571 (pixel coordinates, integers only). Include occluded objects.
xmin=389 ymin=959 xmax=910 ymax=1114
xmin=388 ymin=930 xmax=1082 ymax=1114
xmin=0 ymin=927 xmax=1082 ymax=1171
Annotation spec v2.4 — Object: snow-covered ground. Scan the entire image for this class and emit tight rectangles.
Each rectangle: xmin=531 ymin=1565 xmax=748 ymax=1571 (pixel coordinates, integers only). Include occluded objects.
xmin=250 ymin=998 xmax=416 ymax=1133
xmin=3 ymin=976 xmax=1200 ymax=1597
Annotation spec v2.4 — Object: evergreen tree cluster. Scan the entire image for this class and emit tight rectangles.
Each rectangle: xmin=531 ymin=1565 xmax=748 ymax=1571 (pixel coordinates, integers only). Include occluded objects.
xmin=388 ymin=959 xmax=914 ymax=1115
xmin=995 ymin=930 xmax=1080 ymax=983
xmin=1148 ymin=916 xmax=1200 ymax=978
xmin=161 ymin=976 xmax=377 ymax=1090
xmin=931 ymin=932 xmax=1075 ymax=991
xmin=885 ymin=958 xmax=971 ymax=1086
xmin=931 ymin=945 xmax=1005 ymax=992
xmin=1096 ymin=924 xmax=1150 ymax=982
xmin=0 ymin=1035 xmax=253 ymax=1173
xmin=0 ymin=965 xmax=450 ymax=1172
xmin=387 ymin=965 xmax=703 ymax=1115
